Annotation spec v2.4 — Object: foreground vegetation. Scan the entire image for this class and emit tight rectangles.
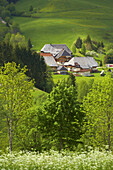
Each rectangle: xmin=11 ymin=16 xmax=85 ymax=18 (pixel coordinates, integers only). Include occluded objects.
xmin=0 ymin=149 xmax=113 ymax=170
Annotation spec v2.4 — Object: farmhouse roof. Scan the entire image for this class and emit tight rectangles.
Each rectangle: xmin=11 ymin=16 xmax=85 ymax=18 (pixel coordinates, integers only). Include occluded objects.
xmin=41 ymin=44 xmax=72 ymax=56
xmin=43 ymin=56 xmax=58 ymax=67
xmin=57 ymin=65 xmax=68 ymax=71
xmin=55 ymin=49 xmax=71 ymax=59
xmin=64 ymin=57 xmax=98 ymax=69
xmin=52 ymin=44 xmax=72 ymax=54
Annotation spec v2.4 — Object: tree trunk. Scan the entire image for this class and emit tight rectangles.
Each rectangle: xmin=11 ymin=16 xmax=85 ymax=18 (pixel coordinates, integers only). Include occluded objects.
xmin=107 ymin=113 xmax=111 ymax=150
xmin=59 ymin=123 xmax=63 ymax=153
xmin=7 ymin=117 xmax=13 ymax=152
xmin=59 ymin=137 xmax=63 ymax=153
xmin=9 ymin=119 xmax=13 ymax=152
xmin=7 ymin=117 xmax=11 ymax=152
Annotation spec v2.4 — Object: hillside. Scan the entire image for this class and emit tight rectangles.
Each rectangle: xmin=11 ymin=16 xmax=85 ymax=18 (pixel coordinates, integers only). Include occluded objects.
xmin=16 ymin=0 xmax=113 ymax=14
xmin=13 ymin=0 xmax=113 ymax=50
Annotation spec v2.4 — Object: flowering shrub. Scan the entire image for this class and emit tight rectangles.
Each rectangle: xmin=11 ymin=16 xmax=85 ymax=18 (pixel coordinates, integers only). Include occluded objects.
xmin=0 ymin=149 xmax=113 ymax=169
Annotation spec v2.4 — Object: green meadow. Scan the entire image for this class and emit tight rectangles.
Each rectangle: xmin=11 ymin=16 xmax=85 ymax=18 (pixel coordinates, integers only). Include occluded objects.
xmin=13 ymin=0 xmax=113 ymax=51
xmin=14 ymin=72 xmax=109 ymax=110
xmin=53 ymin=72 xmax=105 ymax=84
xmin=32 ymin=88 xmax=48 ymax=108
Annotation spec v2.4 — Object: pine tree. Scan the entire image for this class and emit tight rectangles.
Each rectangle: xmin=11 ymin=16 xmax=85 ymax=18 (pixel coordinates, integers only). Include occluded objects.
xmin=75 ymin=37 xmax=82 ymax=49
xmin=85 ymin=35 xmax=92 ymax=44
xmin=28 ymin=38 xmax=32 ymax=49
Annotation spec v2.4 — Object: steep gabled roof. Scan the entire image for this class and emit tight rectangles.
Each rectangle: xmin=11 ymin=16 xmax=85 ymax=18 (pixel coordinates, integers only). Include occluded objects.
xmin=41 ymin=44 xmax=72 ymax=56
xmin=64 ymin=57 xmax=98 ymax=69
xmin=57 ymin=65 xmax=68 ymax=71
xmin=43 ymin=56 xmax=58 ymax=67
xmin=52 ymin=44 xmax=72 ymax=54
xmin=55 ymin=49 xmax=71 ymax=59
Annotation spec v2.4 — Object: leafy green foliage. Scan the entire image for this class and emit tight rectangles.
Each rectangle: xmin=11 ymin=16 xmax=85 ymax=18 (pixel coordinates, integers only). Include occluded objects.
xmin=14 ymin=108 xmax=43 ymax=151
xmin=81 ymin=44 xmax=86 ymax=55
xmin=77 ymin=80 xmax=89 ymax=103
xmin=0 ymin=41 xmax=13 ymax=64
xmin=104 ymin=49 xmax=113 ymax=64
xmin=41 ymin=79 xmax=84 ymax=151
xmin=0 ymin=62 xmax=34 ymax=151
xmin=7 ymin=0 xmax=19 ymax=3
xmin=10 ymin=22 xmax=21 ymax=34
xmin=0 ymin=0 xmax=16 ymax=19
xmin=71 ymin=41 xmax=76 ymax=53
xmin=3 ymin=88 xmax=48 ymax=152
xmin=29 ymin=5 xmax=33 ymax=12
xmin=0 ymin=42 xmax=53 ymax=92
xmin=67 ymin=73 xmax=76 ymax=87
xmin=9 ymin=32 xmax=27 ymax=48
xmin=82 ymin=75 xmax=113 ymax=149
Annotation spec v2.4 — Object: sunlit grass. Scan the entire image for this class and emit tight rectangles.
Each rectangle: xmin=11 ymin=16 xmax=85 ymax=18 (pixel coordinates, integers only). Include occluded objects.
xmin=32 ymin=88 xmax=48 ymax=108
xmin=12 ymin=0 xmax=113 ymax=51
xmin=13 ymin=16 xmax=113 ymax=51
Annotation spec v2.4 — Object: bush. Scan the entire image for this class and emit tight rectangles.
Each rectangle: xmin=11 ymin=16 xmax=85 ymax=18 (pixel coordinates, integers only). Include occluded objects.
xmin=86 ymin=51 xmax=98 ymax=57
xmin=104 ymin=49 xmax=113 ymax=64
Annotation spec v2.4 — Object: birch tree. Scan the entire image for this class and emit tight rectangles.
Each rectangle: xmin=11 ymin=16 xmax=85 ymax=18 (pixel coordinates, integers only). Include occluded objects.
xmin=0 ymin=62 xmax=34 ymax=152
xmin=82 ymin=74 xmax=113 ymax=150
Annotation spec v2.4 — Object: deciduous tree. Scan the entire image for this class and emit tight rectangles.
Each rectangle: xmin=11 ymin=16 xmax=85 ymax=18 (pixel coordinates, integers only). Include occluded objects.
xmin=82 ymin=75 xmax=113 ymax=150
xmin=81 ymin=44 xmax=86 ymax=55
xmin=41 ymin=79 xmax=84 ymax=152
xmin=104 ymin=49 xmax=113 ymax=64
xmin=0 ymin=62 xmax=34 ymax=152
xmin=71 ymin=41 xmax=76 ymax=53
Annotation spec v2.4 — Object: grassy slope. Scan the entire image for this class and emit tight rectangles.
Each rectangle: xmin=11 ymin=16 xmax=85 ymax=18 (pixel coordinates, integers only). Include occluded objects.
xmin=32 ymin=74 xmax=101 ymax=108
xmin=13 ymin=0 xmax=113 ymax=51
xmin=53 ymin=73 xmax=105 ymax=85
xmin=32 ymin=88 xmax=48 ymax=108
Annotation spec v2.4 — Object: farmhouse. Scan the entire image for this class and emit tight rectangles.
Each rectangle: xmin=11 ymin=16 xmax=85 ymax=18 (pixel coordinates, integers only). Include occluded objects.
xmin=64 ymin=57 xmax=98 ymax=74
xmin=40 ymin=44 xmax=99 ymax=75
xmin=40 ymin=44 xmax=72 ymax=64
xmin=43 ymin=56 xmax=58 ymax=70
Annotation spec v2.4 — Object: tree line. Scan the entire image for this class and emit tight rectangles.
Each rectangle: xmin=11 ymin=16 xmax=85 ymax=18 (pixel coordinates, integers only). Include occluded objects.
xmin=71 ymin=35 xmax=113 ymax=66
xmin=0 ymin=41 xmax=53 ymax=92
xmin=0 ymin=62 xmax=113 ymax=153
